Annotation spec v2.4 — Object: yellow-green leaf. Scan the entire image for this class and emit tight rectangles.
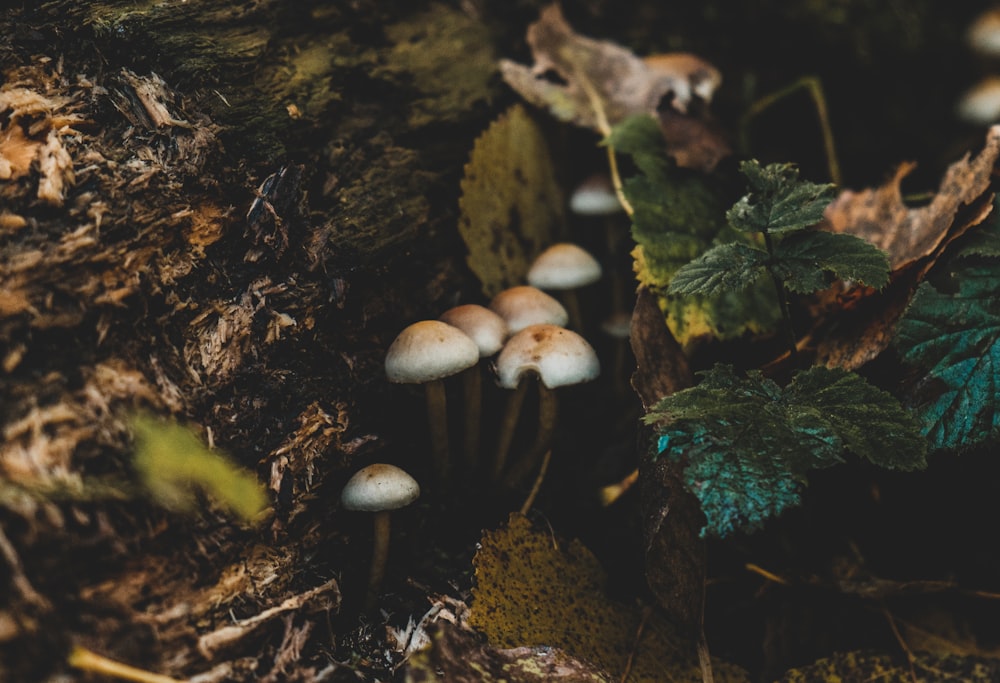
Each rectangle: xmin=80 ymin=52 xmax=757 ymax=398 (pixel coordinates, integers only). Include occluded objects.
xmin=469 ymin=513 xmax=748 ymax=682
xmin=458 ymin=104 xmax=564 ymax=297
xmin=130 ymin=414 xmax=269 ymax=524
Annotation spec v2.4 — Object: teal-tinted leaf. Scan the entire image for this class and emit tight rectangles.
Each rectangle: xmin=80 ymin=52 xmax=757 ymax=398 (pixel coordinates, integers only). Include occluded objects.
xmin=894 ymin=266 xmax=1000 ymax=450
xmin=646 ymin=365 xmax=927 ymax=537
xmin=668 ymin=243 xmax=769 ymax=296
xmin=772 ymin=231 xmax=891 ymax=293
xmin=727 ymin=160 xmax=836 ymax=235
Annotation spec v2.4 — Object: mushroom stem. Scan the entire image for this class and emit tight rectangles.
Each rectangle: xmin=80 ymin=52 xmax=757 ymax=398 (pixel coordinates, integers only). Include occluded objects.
xmin=424 ymin=378 xmax=450 ymax=485
xmin=462 ymin=364 xmax=483 ymax=472
xmin=492 ymin=379 xmax=530 ymax=482
xmin=366 ymin=510 xmax=392 ymax=605
xmin=502 ymin=383 xmax=558 ymax=489
xmin=560 ymin=290 xmax=585 ymax=332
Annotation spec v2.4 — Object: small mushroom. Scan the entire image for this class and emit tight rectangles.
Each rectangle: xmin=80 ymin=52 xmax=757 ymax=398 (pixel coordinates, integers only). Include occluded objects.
xmin=385 ymin=320 xmax=479 ymax=484
xmin=968 ymin=9 xmax=1000 ymax=57
xmin=601 ymin=310 xmax=633 ymax=399
xmin=341 ymin=463 xmax=421 ymax=604
xmin=570 ymin=174 xmax=631 ymax=327
xmin=439 ymin=304 xmax=509 ymax=470
xmin=569 ymin=174 xmax=622 ymax=216
xmin=491 ymin=324 xmax=600 ymax=486
xmin=527 ymin=243 xmax=602 ymax=331
xmin=488 ymin=285 xmax=568 ymax=334
xmin=957 ymin=77 xmax=1000 ymax=126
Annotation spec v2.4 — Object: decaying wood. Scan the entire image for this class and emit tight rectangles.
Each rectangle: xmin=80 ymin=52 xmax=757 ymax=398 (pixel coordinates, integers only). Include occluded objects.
xmin=1 ymin=1 xmax=498 ymax=680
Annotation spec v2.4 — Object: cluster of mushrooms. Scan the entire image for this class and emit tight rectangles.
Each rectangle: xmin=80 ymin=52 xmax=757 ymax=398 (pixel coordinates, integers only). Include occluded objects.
xmin=340 ymin=174 xmax=631 ymax=602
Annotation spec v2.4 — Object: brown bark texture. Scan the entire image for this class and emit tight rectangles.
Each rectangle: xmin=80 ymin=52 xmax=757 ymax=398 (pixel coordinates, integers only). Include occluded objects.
xmin=0 ymin=1 xmax=504 ymax=680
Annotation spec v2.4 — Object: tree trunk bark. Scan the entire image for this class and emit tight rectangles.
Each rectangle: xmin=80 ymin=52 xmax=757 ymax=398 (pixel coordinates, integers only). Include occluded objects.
xmin=0 ymin=2 xmax=502 ymax=680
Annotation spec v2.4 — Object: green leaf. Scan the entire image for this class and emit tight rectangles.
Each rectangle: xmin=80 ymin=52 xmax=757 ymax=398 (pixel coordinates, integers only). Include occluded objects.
xmin=668 ymin=243 xmax=769 ymax=296
xmin=772 ymin=230 xmax=891 ymax=293
xmin=130 ymin=414 xmax=269 ymax=524
xmin=646 ymin=365 xmax=927 ymax=537
xmin=894 ymin=265 xmax=1000 ymax=450
xmin=605 ymin=114 xmax=672 ymax=179
xmin=727 ymin=160 xmax=837 ymax=235
xmin=613 ymin=118 xmax=781 ymax=343
xmin=955 ymin=197 xmax=1000 ymax=259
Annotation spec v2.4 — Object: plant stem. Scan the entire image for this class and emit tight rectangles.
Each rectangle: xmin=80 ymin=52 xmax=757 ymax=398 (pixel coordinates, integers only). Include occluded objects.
xmin=762 ymin=230 xmax=798 ymax=362
xmin=68 ymin=646 xmax=182 ymax=683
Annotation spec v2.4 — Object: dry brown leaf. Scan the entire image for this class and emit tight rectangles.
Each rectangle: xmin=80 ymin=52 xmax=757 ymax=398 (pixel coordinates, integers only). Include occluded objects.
xmin=499 ymin=5 xmax=726 ymax=170
xmin=798 ymin=126 xmax=1000 ymax=370
xmin=823 ymin=125 xmax=1000 ymax=270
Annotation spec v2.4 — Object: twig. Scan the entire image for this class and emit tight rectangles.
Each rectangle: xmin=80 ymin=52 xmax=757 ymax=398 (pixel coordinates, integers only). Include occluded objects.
xmin=880 ymin=604 xmax=919 ymax=683
xmin=740 ymin=75 xmax=842 ymax=186
xmin=68 ymin=646 xmax=183 ymax=683
xmin=620 ymin=604 xmax=653 ymax=683
xmin=519 ymin=449 xmax=552 ymax=515
xmin=575 ymin=68 xmax=635 ymax=217
xmin=0 ymin=525 xmax=51 ymax=610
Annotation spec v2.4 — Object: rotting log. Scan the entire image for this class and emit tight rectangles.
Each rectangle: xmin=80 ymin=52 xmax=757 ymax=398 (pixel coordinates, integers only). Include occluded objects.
xmin=0 ymin=2 xmax=502 ymax=680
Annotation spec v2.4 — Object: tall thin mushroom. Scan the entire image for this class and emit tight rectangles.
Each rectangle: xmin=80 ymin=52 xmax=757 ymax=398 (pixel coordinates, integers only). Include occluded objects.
xmin=341 ymin=463 xmax=420 ymax=606
xmin=488 ymin=287 xmax=569 ymax=479
xmin=494 ymin=324 xmax=600 ymax=489
xmin=438 ymin=304 xmax=508 ymax=472
xmin=385 ymin=321 xmax=479 ymax=485
xmin=526 ymin=242 xmax=602 ymax=332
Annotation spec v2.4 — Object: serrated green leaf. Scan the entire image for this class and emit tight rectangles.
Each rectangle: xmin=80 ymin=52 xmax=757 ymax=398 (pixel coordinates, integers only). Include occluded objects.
xmin=955 ymin=197 xmax=1000 ymax=259
xmin=772 ymin=230 xmax=891 ymax=293
xmin=894 ymin=266 xmax=1000 ymax=450
xmin=645 ymin=365 xmax=927 ymax=537
xmin=727 ymin=160 xmax=836 ymax=235
xmin=605 ymin=114 xmax=671 ymax=179
xmin=668 ymin=243 xmax=769 ymax=296
xmin=131 ymin=414 xmax=269 ymax=524
xmin=658 ymin=281 xmax=782 ymax=344
xmin=614 ymin=119 xmax=782 ymax=344
xmin=784 ymin=367 xmax=928 ymax=470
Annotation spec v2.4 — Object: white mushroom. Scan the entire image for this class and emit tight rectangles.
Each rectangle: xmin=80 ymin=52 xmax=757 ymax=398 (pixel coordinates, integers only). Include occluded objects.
xmin=527 ymin=243 xmax=602 ymax=331
xmin=342 ymin=463 xmax=420 ymax=604
xmin=489 ymin=285 xmax=568 ymax=334
xmin=439 ymin=304 xmax=510 ymax=470
xmin=385 ymin=320 xmax=479 ymax=484
xmin=491 ymin=324 xmax=600 ymax=486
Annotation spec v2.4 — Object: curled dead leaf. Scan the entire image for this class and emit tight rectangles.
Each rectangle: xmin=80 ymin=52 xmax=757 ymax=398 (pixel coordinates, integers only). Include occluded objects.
xmin=499 ymin=5 xmax=727 ymax=170
xmin=823 ymin=125 xmax=1000 ymax=270
xmin=801 ymin=125 xmax=1000 ymax=370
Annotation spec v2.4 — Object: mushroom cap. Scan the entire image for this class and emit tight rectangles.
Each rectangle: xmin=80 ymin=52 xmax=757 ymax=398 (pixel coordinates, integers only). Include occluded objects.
xmin=601 ymin=311 xmax=633 ymax=339
xmin=385 ymin=320 xmax=479 ymax=383
xmin=527 ymin=243 xmax=602 ymax=290
xmin=495 ymin=324 xmax=600 ymax=390
xmin=968 ymin=9 xmax=1000 ymax=57
xmin=489 ymin=286 xmax=569 ymax=334
xmin=341 ymin=463 xmax=420 ymax=512
xmin=569 ymin=174 xmax=622 ymax=216
xmin=439 ymin=304 xmax=508 ymax=357
xmin=957 ymin=77 xmax=1000 ymax=125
